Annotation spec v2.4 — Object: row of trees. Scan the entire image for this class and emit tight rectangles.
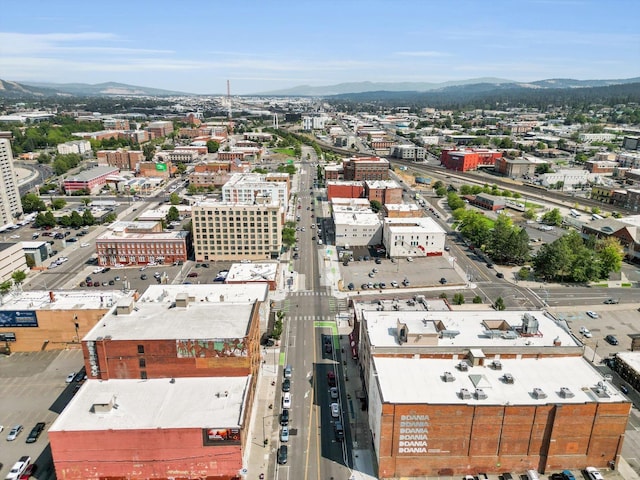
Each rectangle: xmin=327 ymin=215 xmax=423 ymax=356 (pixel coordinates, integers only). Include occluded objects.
xmin=533 ymin=231 xmax=623 ymax=283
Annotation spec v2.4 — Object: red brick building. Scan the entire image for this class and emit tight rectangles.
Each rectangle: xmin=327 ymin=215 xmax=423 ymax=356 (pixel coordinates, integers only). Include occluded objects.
xmin=50 ymin=284 xmax=269 ymax=480
xmin=440 ymin=148 xmax=502 ymax=172
xmin=97 ymin=149 xmax=144 ymax=170
xmin=343 ymin=156 xmax=390 ymax=181
xmin=327 ymin=181 xmax=365 ymax=200
xmin=63 ymin=166 xmax=119 ymax=193
xmin=95 ymin=221 xmax=189 ymax=266
xmin=364 ymin=180 xmax=403 ymax=205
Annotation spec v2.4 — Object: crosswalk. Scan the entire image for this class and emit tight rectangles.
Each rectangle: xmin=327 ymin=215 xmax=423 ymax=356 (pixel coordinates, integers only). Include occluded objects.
xmin=289 ymin=290 xmax=332 ymax=296
xmin=271 ymin=291 xmax=349 ymax=314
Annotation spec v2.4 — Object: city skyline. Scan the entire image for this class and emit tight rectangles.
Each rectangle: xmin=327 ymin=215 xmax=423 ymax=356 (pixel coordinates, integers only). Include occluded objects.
xmin=1 ymin=0 xmax=639 ymax=95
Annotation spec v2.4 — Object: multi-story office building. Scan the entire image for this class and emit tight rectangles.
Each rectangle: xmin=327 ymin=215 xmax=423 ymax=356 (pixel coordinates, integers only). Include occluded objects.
xmin=192 ymin=198 xmax=282 ymax=261
xmin=56 ymin=140 xmax=92 ymax=155
xmin=95 ymin=221 xmax=190 ymax=266
xmin=0 ymin=241 xmax=28 ymax=284
xmin=343 ymin=156 xmax=390 ymax=181
xmin=0 ymin=139 xmax=23 ymax=226
xmin=391 ymin=144 xmax=426 ymax=160
xmin=145 ymin=120 xmax=174 ymax=138
xmin=222 ymin=173 xmax=289 ymax=209
xmin=96 ymin=149 xmax=144 ymax=170
xmin=63 ymin=166 xmax=119 ymax=194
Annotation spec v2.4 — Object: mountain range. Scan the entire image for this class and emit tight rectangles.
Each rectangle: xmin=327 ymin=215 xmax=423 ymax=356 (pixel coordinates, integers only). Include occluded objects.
xmin=0 ymin=77 xmax=639 ymax=99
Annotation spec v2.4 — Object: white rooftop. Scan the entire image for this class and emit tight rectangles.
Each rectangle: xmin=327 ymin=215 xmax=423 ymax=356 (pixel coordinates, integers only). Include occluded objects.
xmin=365 ymin=180 xmax=401 ymax=189
xmin=225 ymin=262 xmax=278 ymax=283
xmin=84 ymin=284 xmax=268 ymax=341
xmin=384 ymin=216 xmax=446 ymax=234
xmin=97 ymin=229 xmax=188 ymax=241
xmin=50 ymin=376 xmax=250 ymax=432
xmin=615 ymin=352 xmax=640 ymax=374
xmin=0 ymin=290 xmax=128 ymax=312
xmin=363 ymin=310 xmax=578 ymax=348
xmin=374 ymin=356 xmax=627 ymax=405
xmin=334 ymin=206 xmax=381 ymax=227
xmin=384 ymin=204 xmax=422 ymax=212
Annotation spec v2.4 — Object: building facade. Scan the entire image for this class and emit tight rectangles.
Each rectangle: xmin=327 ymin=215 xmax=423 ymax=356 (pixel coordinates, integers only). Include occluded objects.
xmin=57 ymin=140 xmax=91 ymax=155
xmin=364 ymin=180 xmax=403 ymax=205
xmin=382 ymin=217 xmax=446 ymax=257
xmin=440 ymin=148 xmax=503 ymax=172
xmin=192 ymin=199 xmax=282 ymax=261
xmin=63 ymin=166 xmax=120 ymax=194
xmin=0 ymin=139 xmax=23 ymax=226
xmin=97 ymin=149 xmax=144 ymax=170
xmin=95 ymin=221 xmax=190 ymax=267
xmin=222 ymin=173 xmax=289 ymax=208
xmin=0 ymin=241 xmax=28 ymax=283
xmin=332 ymin=200 xmax=383 ymax=247
xmin=343 ymin=156 xmax=390 ymax=181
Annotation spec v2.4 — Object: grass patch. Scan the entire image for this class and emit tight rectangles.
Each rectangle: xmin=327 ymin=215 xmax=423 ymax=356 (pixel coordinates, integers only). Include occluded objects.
xmin=621 ymin=283 xmax=632 ymax=287
xmin=273 ymin=148 xmax=295 ymax=156
xmin=593 ymin=283 xmax=608 ymax=287
xmin=524 ymin=201 xmax=544 ymax=209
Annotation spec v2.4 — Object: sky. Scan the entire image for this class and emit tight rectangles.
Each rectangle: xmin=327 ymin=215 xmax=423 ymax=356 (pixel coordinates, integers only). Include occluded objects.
xmin=1 ymin=0 xmax=639 ymax=95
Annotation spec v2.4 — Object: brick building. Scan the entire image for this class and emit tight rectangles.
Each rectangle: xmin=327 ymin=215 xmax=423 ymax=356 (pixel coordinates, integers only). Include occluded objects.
xmin=95 ymin=221 xmax=190 ymax=266
xmin=364 ymin=180 xmax=403 ymax=205
xmin=383 ymin=204 xmax=424 ymax=218
xmin=63 ymin=166 xmax=119 ymax=194
xmin=97 ymin=149 xmax=144 ymax=170
xmin=327 ymin=181 xmax=365 ymax=200
xmin=354 ymin=306 xmax=631 ymax=478
xmin=145 ymin=120 xmax=174 ymax=138
xmin=324 ymin=164 xmax=343 ymax=180
xmin=585 ymin=160 xmax=617 ymax=174
xmin=465 ymin=193 xmax=507 ymax=211
xmin=138 ymin=161 xmax=174 ymax=179
xmin=343 ymin=156 xmax=390 ymax=181
xmin=494 ymin=157 xmax=536 ymax=178
xmin=49 ymin=284 xmax=269 ymax=480
xmin=440 ymin=148 xmax=503 ymax=172
xmin=0 ymin=289 xmax=129 ymax=352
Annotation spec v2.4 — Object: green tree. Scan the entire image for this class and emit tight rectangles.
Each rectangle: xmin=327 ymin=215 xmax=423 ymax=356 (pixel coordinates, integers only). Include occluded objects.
xmin=472 ymin=295 xmax=483 ymax=304
xmin=541 ymin=208 xmax=563 ymax=226
xmin=11 ymin=270 xmax=27 ymax=286
xmin=370 ymin=200 xmax=382 ymax=213
xmin=69 ymin=211 xmax=84 ymax=228
xmin=523 ymin=208 xmax=537 ymax=220
xmin=206 ymin=140 xmax=220 ymax=153
xmin=21 ymin=193 xmax=47 ymax=213
xmin=432 ymin=180 xmax=444 ymax=191
xmin=447 ymin=192 xmax=465 ymax=211
xmin=103 ymin=212 xmax=117 ymax=223
xmin=535 ymin=163 xmax=552 ymax=175
xmin=435 ymin=186 xmax=447 ymax=197
xmin=596 ymin=237 xmax=624 ymax=278
xmin=34 ymin=211 xmax=56 ymax=228
xmin=51 ymin=198 xmax=67 ymax=210
xmin=169 ymin=193 xmax=181 ymax=205
xmin=0 ymin=280 xmax=13 ymax=296
xmin=143 ymin=143 xmax=156 ymax=161
xmin=175 ymin=163 xmax=187 ymax=175
xmin=452 ymin=293 xmax=465 ymax=305
xmin=82 ymin=209 xmax=95 ymax=226
xmin=166 ymin=206 xmax=180 ymax=222
xmin=457 ymin=210 xmax=493 ymax=248
xmin=494 ymin=297 xmax=506 ymax=311
xmin=282 ymin=227 xmax=296 ymax=248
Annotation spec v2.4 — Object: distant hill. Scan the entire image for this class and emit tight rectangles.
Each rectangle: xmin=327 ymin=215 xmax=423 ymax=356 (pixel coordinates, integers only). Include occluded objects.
xmin=2 ymin=80 xmax=191 ymax=97
xmin=0 ymin=79 xmax=57 ymax=98
xmin=255 ymin=78 xmax=516 ymax=96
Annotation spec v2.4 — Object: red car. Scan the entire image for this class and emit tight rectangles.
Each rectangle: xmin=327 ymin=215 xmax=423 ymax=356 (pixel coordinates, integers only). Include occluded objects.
xmin=20 ymin=464 xmax=37 ymax=479
xmin=327 ymin=370 xmax=336 ymax=386
xmin=187 ymin=272 xmax=198 ymax=278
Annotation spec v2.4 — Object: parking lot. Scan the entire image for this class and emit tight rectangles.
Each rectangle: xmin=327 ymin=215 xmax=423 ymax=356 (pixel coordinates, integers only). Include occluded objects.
xmin=0 ymin=349 xmax=85 ymax=479
xmin=339 ymin=252 xmax=464 ymax=292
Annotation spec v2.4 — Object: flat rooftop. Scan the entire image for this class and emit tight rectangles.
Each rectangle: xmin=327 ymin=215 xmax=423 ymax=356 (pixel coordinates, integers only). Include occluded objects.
xmin=384 ymin=216 xmax=445 ymax=233
xmin=374 ymin=356 xmax=627 ymax=405
xmin=362 ymin=310 xmax=578 ymax=348
xmin=615 ymin=352 xmax=640 ymax=374
xmin=50 ymin=376 xmax=250 ymax=432
xmin=97 ymin=229 xmax=189 ymax=241
xmin=365 ymin=180 xmax=401 ymax=189
xmin=225 ymin=262 xmax=278 ymax=282
xmin=84 ymin=284 xmax=268 ymax=341
xmin=0 ymin=290 xmax=128 ymax=312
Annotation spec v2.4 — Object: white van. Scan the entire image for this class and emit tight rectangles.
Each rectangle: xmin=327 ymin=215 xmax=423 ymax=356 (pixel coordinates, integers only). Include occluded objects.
xmin=526 ymin=470 xmax=540 ymax=480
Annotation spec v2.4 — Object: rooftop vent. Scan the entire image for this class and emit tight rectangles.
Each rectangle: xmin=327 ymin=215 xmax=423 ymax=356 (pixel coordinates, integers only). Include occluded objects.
xmin=459 ymin=388 xmax=472 ymax=399
xmin=457 ymin=361 xmax=469 ymax=371
xmin=475 ymin=388 xmax=488 ymax=400
xmin=503 ymin=373 xmax=515 ymax=384
xmin=491 ymin=360 xmax=503 ymax=370
xmin=532 ymin=387 xmax=547 ymax=399
xmin=521 ymin=312 xmax=539 ymax=334
xmin=175 ymin=292 xmax=189 ymax=308
xmin=558 ymin=387 xmax=574 ymax=398
xmin=442 ymin=371 xmax=455 ymax=382
xmin=501 ymin=331 xmax=518 ymax=340
xmin=440 ymin=330 xmax=461 ymax=339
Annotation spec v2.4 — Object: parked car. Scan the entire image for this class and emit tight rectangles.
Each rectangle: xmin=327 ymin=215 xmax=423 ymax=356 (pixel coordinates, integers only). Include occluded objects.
xmin=6 ymin=424 xmax=23 ymax=441
xmin=5 ymin=456 xmax=31 ymax=480
xmin=334 ymin=421 xmax=345 ymax=441
xmin=280 ymin=426 xmax=289 ymax=442
xmin=579 ymin=327 xmax=592 ymax=338
xmin=605 ymin=334 xmax=619 ymax=345
xmin=280 ymin=409 xmax=289 ymax=426
xmin=329 ymin=387 xmax=339 ymax=400
xmin=407 ymin=256 xmax=413 ymax=262
xmin=561 ymin=470 xmax=576 ymax=480
xmin=586 ymin=311 xmax=599 ymax=319
xmin=327 ymin=370 xmax=336 ymax=386
xmin=330 ymin=402 xmax=340 ymax=418
xmin=25 ymin=422 xmax=45 ymax=443
xmin=347 ymin=282 xmax=355 ymax=290
xmin=277 ymin=445 xmax=288 ymax=464
xmin=140 ymin=274 xmax=148 ymax=280
xmin=65 ymin=372 xmax=76 ymax=383
xmin=187 ymin=272 xmax=198 ymax=278
xmin=282 ymin=378 xmax=290 ymax=392
xmin=284 ymin=365 xmax=292 ymax=378
xmin=604 ymin=298 xmax=619 ymax=304
xmin=620 ymin=385 xmax=629 ymax=394
xmin=585 ymin=467 xmax=604 ymax=480
xmin=19 ymin=463 xmax=37 ymax=479
xmin=496 ymin=272 xmax=504 ymax=279
xmin=282 ymin=392 xmax=291 ymax=409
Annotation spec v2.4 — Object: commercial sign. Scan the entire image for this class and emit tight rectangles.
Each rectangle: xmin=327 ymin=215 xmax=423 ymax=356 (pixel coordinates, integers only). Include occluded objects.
xmin=0 ymin=332 xmax=16 ymax=342
xmin=202 ymin=428 xmax=241 ymax=446
xmin=0 ymin=310 xmax=38 ymax=328
xmin=397 ymin=414 xmax=429 ymax=454
xmin=155 ymin=163 xmax=167 ymax=171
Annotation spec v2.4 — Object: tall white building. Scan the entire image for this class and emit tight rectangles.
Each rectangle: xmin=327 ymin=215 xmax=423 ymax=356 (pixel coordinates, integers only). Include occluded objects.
xmin=0 ymin=139 xmax=23 ymax=226
xmin=222 ymin=173 xmax=289 ymax=209
xmin=57 ymin=140 xmax=91 ymax=155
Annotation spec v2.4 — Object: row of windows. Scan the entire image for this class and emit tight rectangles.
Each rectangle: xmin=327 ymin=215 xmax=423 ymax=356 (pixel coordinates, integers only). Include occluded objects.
xmin=195 ymin=233 xmax=276 ymax=239
xmin=195 ymin=222 xmax=278 ymax=228
xmin=196 ymin=210 xmax=276 ymax=217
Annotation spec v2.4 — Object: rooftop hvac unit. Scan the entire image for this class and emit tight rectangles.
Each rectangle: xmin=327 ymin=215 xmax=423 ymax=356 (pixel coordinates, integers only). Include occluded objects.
xmin=459 ymin=388 xmax=472 ymax=399
xmin=475 ymin=388 xmax=488 ymax=400
xmin=503 ymin=373 xmax=515 ymax=384
xmin=457 ymin=361 xmax=469 ymax=371
xmin=522 ymin=313 xmax=539 ymax=334
xmin=559 ymin=387 xmax=575 ymax=398
xmin=442 ymin=371 xmax=455 ymax=382
xmin=492 ymin=360 xmax=503 ymax=370
xmin=484 ymin=329 xmax=502 ymax=338
xmin=440 ymin=330 xmax=461 ymax=339
xmin=501 ymin=331 xmax=518 ymax=340
xmin=532 ymin=387 xmax=547 ymax=399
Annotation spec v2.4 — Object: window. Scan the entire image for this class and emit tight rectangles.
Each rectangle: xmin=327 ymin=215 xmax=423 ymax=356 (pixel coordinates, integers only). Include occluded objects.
xmin=137 ymin=345 xmax=145 ymax=354
xmin=140 ymin=371 xmax=147 ymax=379
xmin=139 ymin=358 xmax=146 ymax=368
